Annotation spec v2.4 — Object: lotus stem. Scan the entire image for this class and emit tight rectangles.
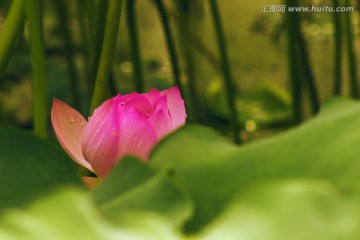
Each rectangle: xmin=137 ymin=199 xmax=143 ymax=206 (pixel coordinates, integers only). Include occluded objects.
xmin=209 ymin=0 xmax=241 ymax=144
xmin=284 ymin=0 xmax=302 ymax=124
xmin=344 ymin=0 xmax=359 ymax=98
xmin=25 ymin=0 xmax=48 ymax=138
xmin=175 ymin=1 xmax=200 ymax=122
xmin=153 ymin=0 xmax=183 ymax=94
xmin=126 ymin=0 xmax=145 ymax=92
xmin=0 ymin=0 xmax=24 ymax=78
xmin=89 ymin=0 xmax=109 ymax=101
xmin=90 ymin=0 xmax=123 ymax=112
xmin=53 ymin=0 xmax=81 ymax=110
xmin=293 ymin=5 xmax=320 ymax=114
xmin=332 ymin=0 xmax=342 ymax=95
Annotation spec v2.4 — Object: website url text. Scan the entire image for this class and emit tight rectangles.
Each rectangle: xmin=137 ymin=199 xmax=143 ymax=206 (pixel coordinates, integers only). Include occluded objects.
xmin=261 ymin=4 xmax=354 ymax=13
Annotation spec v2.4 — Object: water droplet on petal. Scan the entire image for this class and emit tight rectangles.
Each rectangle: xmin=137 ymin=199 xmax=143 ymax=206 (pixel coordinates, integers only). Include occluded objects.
xmin=88 ymin=117 xmax=91 ymax=121
xmin=69 ymin=115 xmax=75 ymax=123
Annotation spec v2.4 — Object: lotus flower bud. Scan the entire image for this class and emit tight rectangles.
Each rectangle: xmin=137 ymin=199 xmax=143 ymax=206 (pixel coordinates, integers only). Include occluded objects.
xmin=51 ymin=87 xmax=186 ymax=178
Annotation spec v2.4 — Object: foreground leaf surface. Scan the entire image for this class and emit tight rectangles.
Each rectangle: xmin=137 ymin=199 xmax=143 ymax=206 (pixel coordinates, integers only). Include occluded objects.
xmin=93 ymin=157 xmax=193 ymax=228
xmin=0 ymin=187 xmax=183 ymax=240
xmin=199 ymin=179 xmax=360 ymax=240
xmin=150 ymin=98 xmax=360 ymax=232
xmin=0 ymin=129 xmax=80 ymax=210
xmin=2 ymin=98 xmax=360 ymax=239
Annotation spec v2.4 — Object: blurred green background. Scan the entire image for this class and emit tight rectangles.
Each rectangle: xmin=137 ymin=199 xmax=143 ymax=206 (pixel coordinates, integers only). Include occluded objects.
xmin=0 ymin=0 xmax=358 ymax=142
xmin=3 ymin=1 xmax=360 ymax=238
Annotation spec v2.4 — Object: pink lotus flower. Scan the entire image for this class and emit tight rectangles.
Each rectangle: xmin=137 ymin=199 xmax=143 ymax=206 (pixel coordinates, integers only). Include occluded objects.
xmin=51 ymin=87 xmax=186 ymax=178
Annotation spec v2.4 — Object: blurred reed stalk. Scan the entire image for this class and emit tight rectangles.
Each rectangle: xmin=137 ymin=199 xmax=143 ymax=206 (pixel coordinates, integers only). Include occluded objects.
xmin=53 ymin=0 xmax=81 ymax=110
xmin=209 ymin=0 xmax=241 ymax=144
xmin=167 ymin=8 xmax=221 ymax=72
xmin=75 ymin=0 xmax=94 ymax=63
xmin=25 ymin=0 xmax=48 ymax=138
xmin=75 ymin=0 xmax=95 ymax=114
xmin=0 ymin=0 xmax=24 ymax=78
xmin=344 ymin=0 xmax=359 ymax=98
xmin=175 ymin=1 xmax=200 ymax=121
xmin=294 ymin=18 xmax=320 ymax=114
xmin=126 ymin=0 xmax=145 ymax=93
xmin=153 ymin=0 xmax=184 ymax=95
xmin=284 ymin=0 xmax=302 ymax=123
xmin=90 ymin=0 xmax=123 ymax=112
xmin=284 ymin=0 xmax=321 ymax=122
xmin=89 ymin=0 xmax=109 ymax=101
xmin=332 ymin=0 xmax=342 ymax=95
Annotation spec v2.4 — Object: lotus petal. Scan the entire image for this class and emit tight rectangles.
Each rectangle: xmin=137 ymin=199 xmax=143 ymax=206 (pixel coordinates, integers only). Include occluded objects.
xmin=148 ymin=95 xmax=173 ymax=139
xmin=142 ymin=88 xmax=161 ymax=106
xmin=123 ymin=92 xmax=153 ymax=116
xmin=82 ymin=95 xmax=157 ymax=178
xmin=51 ymin=98 xmax=93 ymax=172
xmin=81 ymin=97 xmax=121 ymax=178
xmin=160 ymin=86 xmax=186 ymax=129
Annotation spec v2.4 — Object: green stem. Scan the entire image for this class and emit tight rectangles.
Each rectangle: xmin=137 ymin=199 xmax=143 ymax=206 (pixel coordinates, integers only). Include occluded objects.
xmin=167 ymin=8 xmax=221 ymax=72
xmin=76 ymin=0 xmax=94 ymax=71
xmin=175 ymin=1 xmax=200 ymax=122
xmin=0 ymin=0 xmax=24 ymax=78
xmin=126 ymin=0 xmax=145 ymax=92
xmin=109 ymin=70 xmax=118 ymax=96
xmin=53 ymin=0 xmax=81 ymax=110
xmin=209 ymin=0 xmax=241 ymax=144
xmin=24 ymin=0 xmax=48 ymax=138
xmin=183 ymin=27 xmax=221 ymax=71
xmin=332 ymin=0 xmax=342 ymax=95
xmin=80 ymin=0 xmax=96 ymax=50
xmin=344 ymin=0 xmax=359 ymax=98
xmin=75 ymin=0 xmax=94 ymax=114
xmin=153 ymin=0 xmax=183 ymax=94
xmin=90 ymin=0 xmax=123 ymax=112
xmin=183 ymin=36 xmax=199 ymax=120
xmin=89 ymin=0 xmax=109 ymax=98
xmin=285 ymin=0 xmax=302 ymax=124
xmin=294 ymin=9 xmax=320 ymax=114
